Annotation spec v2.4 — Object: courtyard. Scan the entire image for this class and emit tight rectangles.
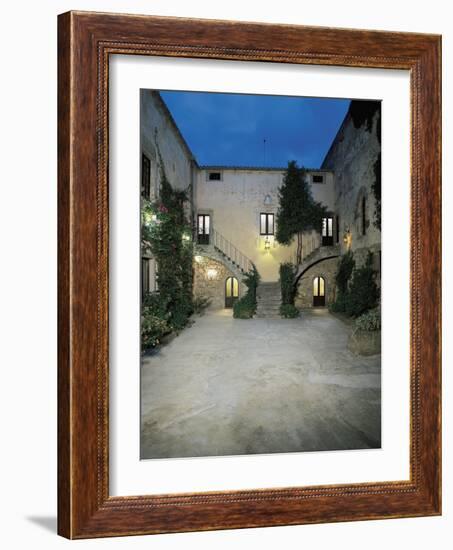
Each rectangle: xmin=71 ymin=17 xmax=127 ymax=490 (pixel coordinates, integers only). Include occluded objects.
xmin=141 ymin=309 xmax=381 ymax=459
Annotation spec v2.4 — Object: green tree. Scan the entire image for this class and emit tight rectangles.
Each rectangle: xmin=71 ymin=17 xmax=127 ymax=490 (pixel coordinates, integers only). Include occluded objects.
xmin=345 ymin=252 xmax=379 ymax=317
xmin=276 ymin=161 xmax=328 ymax=264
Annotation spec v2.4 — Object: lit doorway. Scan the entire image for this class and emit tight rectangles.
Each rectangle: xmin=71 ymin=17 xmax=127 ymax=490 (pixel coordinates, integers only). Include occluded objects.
xmin=225 ymin=277 xmax=239 ymax=308
xmin=313 ymin=276 xmax=326 ymax=307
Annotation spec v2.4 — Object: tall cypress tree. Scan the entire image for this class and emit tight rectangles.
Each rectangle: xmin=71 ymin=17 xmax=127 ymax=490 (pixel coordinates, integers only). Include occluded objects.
xmin=276 ymin=161 xmax=328 ymax=264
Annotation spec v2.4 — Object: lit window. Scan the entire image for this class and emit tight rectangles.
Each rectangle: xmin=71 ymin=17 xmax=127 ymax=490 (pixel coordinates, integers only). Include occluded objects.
xmin=322 ymin=217 xmax=333 ymax=237
xmin=260 ymin=213 xmax=274 ymax=235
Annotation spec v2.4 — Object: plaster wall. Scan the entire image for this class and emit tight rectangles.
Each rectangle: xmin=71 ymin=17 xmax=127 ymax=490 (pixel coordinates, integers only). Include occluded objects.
xmin=196 ymin=168 xmax=335 ymax=281
xmin=140 ymin=90 xmax=194 ymax=200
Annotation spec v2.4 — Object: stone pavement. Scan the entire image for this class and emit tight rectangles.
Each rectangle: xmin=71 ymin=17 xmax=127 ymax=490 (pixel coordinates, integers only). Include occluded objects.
xmin=141 ymin=308 xmax=381 ymax=459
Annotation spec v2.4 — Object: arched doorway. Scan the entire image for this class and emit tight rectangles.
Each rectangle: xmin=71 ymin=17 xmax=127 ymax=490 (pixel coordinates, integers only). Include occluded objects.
xmin=313 ymin=276 xmax=325 ymax=307
xmin=225 ymin=277 xmax=239 ymax=308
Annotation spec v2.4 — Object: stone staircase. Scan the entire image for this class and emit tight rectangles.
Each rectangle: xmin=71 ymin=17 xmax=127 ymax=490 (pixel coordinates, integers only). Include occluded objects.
xmin=255 ymin=282 xmax=282 ymax=319
xmin=196 ymin=227 xmax=254 ymax=281
xmin=295 ymin=244 xmax=341 ymax=280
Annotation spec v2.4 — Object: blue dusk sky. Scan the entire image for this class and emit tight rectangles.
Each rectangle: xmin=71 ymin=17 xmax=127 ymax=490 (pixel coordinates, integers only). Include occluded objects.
xmin=160 ymin=90 xmax=350 ymax=169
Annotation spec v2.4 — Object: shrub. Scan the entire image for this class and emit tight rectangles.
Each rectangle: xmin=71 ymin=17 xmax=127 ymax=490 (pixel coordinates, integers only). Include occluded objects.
xmin=233 ymin=298 xmax=255 ymax=319
xmin=168 ymin=301 xmax=193 ymax=331
xmin=280 ymin=304 xmax=299 ymax=318
xmin=141 ymin=310 xmax=171 ymax=349
xmin=354 ymin=307 xmax=381 ymax=331
xmin=142 ymin=291 xmax=169 ymax=316
xmin=280 ymin=262 xmax=296 ymax=305
xmin=329 ymin=292 xmax=348 ymax=313
xmin=345 ymin=252 xmax=379 ymax=317
xmin=335 ymin=250 xmax=355 ymax=295
xmin=243 ymin=265 xmax=260 ymax=300
xmin=193 ymin=295 xmax=211 ymax=314
xmin=233 ymin=265 xmax=260 ymax=319
xmin=330 ymin=251 xmax=355 ymax=313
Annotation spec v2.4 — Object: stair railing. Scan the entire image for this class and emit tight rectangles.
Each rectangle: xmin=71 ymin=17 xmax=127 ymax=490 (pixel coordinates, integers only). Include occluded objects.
xmin=212 ymin=227 xmax=253 ymax=274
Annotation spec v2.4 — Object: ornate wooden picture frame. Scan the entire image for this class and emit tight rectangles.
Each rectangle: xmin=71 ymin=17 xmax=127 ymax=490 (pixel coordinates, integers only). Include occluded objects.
xmin=58 ymin=11 xmax=441 ymax=539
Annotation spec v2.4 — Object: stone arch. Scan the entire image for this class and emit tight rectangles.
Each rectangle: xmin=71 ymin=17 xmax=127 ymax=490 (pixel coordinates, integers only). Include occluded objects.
xmin=294 ymin=253 xmax=340 ymax=286
xmin=294 ymin=257 xmax=339 ymax=309
xmin=192 ymin=254 xmax=246 ymax=310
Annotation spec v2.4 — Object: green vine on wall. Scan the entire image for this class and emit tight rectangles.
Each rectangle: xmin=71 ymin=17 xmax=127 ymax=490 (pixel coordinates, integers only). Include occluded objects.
xmin=141 ymin=163 xmax=194 ymax=349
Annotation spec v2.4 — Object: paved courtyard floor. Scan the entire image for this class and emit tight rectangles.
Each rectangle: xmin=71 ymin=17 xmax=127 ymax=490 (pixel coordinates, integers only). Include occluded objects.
xmin=141 ymin=308 xmax=381 ymax=459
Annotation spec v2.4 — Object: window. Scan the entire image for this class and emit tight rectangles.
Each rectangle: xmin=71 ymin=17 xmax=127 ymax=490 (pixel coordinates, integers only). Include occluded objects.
xmin=336 ymin=215 xmax=340 ymax=244
xmin=197 ymin=214 xmax=210 ymax=244
xmin=362 ymin=196 xmax=367 ymax=235
xmin=208 ymin=171 xmax=222 ymax=181
xmin=322 ymin=217 xmax=333 ymax=246
xmin=141 ymin=153 xmax=151 ymax=198
xmin=260 ymin=213 xmax=274 ymax=235
xmin=312 ymin=174 xmax=324 ymax=184
xmin=141 ymin=257 xmax=150 ymax=297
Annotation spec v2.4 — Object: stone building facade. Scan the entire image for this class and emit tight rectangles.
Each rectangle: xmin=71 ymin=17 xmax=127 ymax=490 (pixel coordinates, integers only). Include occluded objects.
xmin=322 ymin=106 xmax=381 ymax=270
xmin=141 ymin=91 xmax=381 ymax=311
xmin=192 ymin=256 xmax=247 ymax=310
xmin=295 ymin=104 xmax=381 ymax=308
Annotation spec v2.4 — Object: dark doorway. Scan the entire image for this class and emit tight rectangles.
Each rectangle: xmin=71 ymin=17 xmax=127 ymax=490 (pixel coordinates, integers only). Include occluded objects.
xmin=313 ymin=276 xmax=326 ymax=307
xmin=322 ymin=217 xmax=333 ymax=246
xmin=225 ymin=277 xmax=239 ymax=308
xmin=197 ymin=214 xmax=210 ymax=245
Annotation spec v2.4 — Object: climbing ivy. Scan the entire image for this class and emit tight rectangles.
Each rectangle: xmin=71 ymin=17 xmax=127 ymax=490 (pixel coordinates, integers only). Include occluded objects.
xmin=279 ymin=262 xmax=297 ymax=305
xmin=141 ymin=163 xmax=193 ymax=349
xmin=330 ymin=250 xmax=355 ymax=313
xmin=233 ymin=265 xmax=260 ymax=319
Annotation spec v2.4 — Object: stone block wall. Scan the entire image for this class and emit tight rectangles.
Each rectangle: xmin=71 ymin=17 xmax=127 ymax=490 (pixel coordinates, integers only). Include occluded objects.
xmin=322 ymin=107 xmax=381 ymax=263
xmin=193 ymin=256 xmax=247 ymax=310
xmin=295 ymin=257 xmax=339 ymax=309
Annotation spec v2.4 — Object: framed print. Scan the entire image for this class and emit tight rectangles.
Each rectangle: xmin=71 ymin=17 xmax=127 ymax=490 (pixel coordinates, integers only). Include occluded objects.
xmin=58 ymin=11 xmax=441 ymax=538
